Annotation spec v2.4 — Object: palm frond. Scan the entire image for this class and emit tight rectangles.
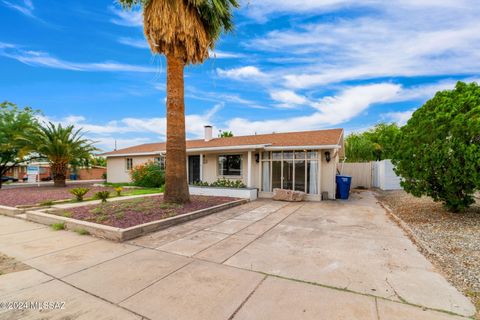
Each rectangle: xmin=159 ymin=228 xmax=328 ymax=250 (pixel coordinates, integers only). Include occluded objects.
xmin=117 ymin=0 xmax=239 ymax=64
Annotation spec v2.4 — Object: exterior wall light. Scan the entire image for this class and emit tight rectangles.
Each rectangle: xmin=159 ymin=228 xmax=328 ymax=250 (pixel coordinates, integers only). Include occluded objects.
xmin=325 ymin=151 xmax=331 ymax=162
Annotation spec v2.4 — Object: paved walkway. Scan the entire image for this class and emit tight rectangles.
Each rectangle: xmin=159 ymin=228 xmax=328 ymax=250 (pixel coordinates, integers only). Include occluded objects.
xmin=0 ymin=191 xmax=475 ymax=319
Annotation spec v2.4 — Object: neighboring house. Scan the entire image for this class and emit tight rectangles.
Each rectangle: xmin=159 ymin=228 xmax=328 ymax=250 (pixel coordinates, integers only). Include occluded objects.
xmin=4 ymin=162 xmax=51 ymax=181
xmin=103 ymin=126 xmax=344 ymax=200
xmin=4 ymin=162 xmax=106 ymax=181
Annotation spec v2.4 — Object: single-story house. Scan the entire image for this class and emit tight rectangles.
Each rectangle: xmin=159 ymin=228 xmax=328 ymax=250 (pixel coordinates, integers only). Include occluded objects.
xmin=103 ymin=126 xmax=344 ymax=201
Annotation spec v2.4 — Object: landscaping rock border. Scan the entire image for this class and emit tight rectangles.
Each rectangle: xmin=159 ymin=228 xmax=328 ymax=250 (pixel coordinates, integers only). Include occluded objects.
xmin=26 ymin=198 xmax=248 ymax=241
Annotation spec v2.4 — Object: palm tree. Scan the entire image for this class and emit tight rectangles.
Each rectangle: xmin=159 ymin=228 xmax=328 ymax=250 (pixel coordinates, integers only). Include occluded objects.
xmin=28 ymin=123 xmax=98 ymax=187
xmin=118 ymin=0 xmax=239 ymax=203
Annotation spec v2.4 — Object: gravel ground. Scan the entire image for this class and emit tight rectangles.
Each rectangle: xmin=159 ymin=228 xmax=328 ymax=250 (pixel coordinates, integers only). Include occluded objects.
xmin=0 ymin=254 xmax=30 ymax=275
xmin=54 ymin=195 xmax=238 ymax=228
xmin=0 ymin=184 xmax=112 ymax=207
xmin=375 ymin=190 xmax=480 ymax=317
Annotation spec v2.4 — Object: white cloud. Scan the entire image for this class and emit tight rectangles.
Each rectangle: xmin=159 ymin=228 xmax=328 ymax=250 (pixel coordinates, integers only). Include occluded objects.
xmin=217 ymin=66 xmax=268 ymax=81
xmin=209 ymin=50 xmax=245 ymax=59
xmin=381 ymin=109 xmax=416 ymax=126
xmin=2 ymin=0 xmax=34 ymax=17
xmin=117 ymin=37 xmax=149 ymax=49
xmin=0 ymin=43 xmax=158 ymax=73
xmin=244 ymin=2 xmax=480 ymax=88
xmin=40 ymin=105 xmax=222 ymax=151
xmin=110 ymin=6 xmax=143 ymax=27
xmin=241 ymin=0 xmax=475 ymax=21
xmin=224 ymin=83 xmax=400 ymax=135
xmin=269 ymin=90 xmax=309 ymax=108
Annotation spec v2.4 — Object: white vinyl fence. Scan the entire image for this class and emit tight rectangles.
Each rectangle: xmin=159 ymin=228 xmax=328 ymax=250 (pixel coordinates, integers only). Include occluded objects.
xmin=338 ymin=159 xmax=402 ymax=190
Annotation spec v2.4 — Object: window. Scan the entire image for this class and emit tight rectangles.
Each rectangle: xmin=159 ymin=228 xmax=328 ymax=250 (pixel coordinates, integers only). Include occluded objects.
xmin=126 ymin=158 xmax=133 ymax=171
xmin=218 ymin=155 xmax=242 ymax=176
xmin=154 ymin=156 xmax=166 ymax=170
xmin=261 ymin=151 xmax=319 ymax=194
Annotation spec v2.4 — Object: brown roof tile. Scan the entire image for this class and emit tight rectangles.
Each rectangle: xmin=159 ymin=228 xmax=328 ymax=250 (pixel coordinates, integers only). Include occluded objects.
xmin=103 ymin=128 xmax=343 ymax=156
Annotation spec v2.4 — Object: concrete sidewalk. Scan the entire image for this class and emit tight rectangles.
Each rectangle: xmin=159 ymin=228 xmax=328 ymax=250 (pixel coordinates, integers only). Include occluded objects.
xmin=0 ymin=192 xmax=475 ymax=319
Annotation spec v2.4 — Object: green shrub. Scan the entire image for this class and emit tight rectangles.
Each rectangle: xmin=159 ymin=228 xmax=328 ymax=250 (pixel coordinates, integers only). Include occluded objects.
xmin=130 ymin=161 xmax=165 ymax=188
xmin=94 ymin=191 xmax=110 ymax=203
xmin=70 ymin=188 xmax=90 ymax=201
xmin=193 ymin=178 xmax=246 ymax=188
xmin=393 ymin=81 xmax=480 ymax=212
xmin=51 ymin=222 xmax=65 ymax=231
xmin=192 ymin=180 xmax=209 ymax=187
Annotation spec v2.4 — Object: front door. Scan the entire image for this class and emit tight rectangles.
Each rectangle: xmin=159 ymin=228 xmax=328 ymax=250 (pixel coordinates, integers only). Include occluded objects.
xmin=188 ymin=155 xmax=201 ymax=184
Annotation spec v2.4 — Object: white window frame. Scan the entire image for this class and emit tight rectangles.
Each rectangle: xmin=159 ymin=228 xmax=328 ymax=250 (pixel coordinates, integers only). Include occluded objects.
xmin=218 ymin=154 xmax=242 ymax=177
xmin=261 ymin=150 xmax=319 ymax=194
xmin=125 ymin=158 xmax=133 ymax=171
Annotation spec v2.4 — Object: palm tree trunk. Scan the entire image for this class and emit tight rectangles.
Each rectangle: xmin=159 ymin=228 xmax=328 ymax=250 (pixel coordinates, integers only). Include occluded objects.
xmin=164 ymin=53 xmax=190 ymax=203
xmin=51 ymin=162 xmax=67 ymax=187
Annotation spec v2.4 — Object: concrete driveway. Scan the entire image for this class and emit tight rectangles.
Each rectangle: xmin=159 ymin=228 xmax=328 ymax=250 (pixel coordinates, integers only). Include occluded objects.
xmin=0 ymin=191 xmax=475 ymax=319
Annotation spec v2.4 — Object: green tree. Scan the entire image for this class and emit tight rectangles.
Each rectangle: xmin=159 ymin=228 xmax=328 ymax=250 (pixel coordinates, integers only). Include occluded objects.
xmin=365 ymin=123 xmax=401 ymax=160
xmin=219 ymin=130 xmax=234 ymax=138
xmin=392 ymin=81 xmax=480 ymax=212
xmin=345 ymin=123 xmax=400 ymax=162
xmin=27 ymin=123 xmax=98 ymax=187
xmin=118 ymin=0 xmax=239 ymax=204
xmin=345 ymin=133 xmax=376 ymax=162
xmin=0 ymin=101 xmax=39 ymax=189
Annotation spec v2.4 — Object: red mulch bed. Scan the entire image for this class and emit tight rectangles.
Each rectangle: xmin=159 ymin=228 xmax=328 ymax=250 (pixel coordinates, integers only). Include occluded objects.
xmin=0 ymin=184 xmax=112 ymax=207
xmin=54 ymin=195 xmax=238 ymax=228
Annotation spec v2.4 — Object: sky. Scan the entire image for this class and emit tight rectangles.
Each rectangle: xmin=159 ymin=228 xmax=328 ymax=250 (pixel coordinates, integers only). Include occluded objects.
xmin=1 ymin=0 xmax=479 ymax=151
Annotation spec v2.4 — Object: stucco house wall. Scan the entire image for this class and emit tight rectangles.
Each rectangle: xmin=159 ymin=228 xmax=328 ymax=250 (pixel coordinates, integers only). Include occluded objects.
xmin=107 ymin=156 xmax=156 ymax=183
xmin=200 ymin=152 xmax=259 ymax=187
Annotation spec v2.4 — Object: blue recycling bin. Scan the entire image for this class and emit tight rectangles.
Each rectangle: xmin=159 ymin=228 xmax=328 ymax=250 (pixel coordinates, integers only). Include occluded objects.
xmin=69 ymin=173 xmax=77 ymax=181
xmin=336 ymin=175 xmax=352 ymax=200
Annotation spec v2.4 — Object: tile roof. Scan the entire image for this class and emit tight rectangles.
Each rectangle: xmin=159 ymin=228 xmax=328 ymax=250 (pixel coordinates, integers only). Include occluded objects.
xmin=103 ymin=128 xmax=344 ymax=156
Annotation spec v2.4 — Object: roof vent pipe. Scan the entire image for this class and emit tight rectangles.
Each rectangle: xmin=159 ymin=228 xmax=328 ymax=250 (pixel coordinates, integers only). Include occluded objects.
xmin=204 ymin=125 xmax=213 ymax=142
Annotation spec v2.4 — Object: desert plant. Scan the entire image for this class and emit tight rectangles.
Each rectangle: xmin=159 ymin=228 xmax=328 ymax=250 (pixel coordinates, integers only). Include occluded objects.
xmin=130 ymin=162 xmax=165 ymax=188
xmin=114 ymin=186 xmax=123 ymax=197
xmin=393 ymin=81 xmax=480 ymax=212
xmin=118 ymin=0 xmax=239 ymax=204
xmin=70 ymin=187 xmax=90 ymax=201
xmin=94 ymin=191 xmax=110 ymax=203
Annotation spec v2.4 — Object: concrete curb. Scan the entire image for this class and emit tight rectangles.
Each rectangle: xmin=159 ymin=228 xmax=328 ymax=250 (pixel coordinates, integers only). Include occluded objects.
xmin=377 ymin=201 xmax=437 ymax=258
xmin=26 ymin=198 xmax=249 ymax=242
xmin=0 ymin=205 xmax=25 ymax=217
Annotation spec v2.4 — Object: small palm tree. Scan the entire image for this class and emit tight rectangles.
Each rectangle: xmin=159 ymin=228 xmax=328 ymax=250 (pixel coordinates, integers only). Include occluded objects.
xmin=29 ymin=123 xmax=98 ymax=187
xmin=118 ymin=0 xmax=239 ymax=203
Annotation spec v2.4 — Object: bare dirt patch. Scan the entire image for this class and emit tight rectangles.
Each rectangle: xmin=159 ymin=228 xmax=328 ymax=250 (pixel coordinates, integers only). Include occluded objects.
xmin=53 ymin=195 xmax=238 ymax=228
xmin=0 ymin=184 xmax=112 ymax=207
xmin=376 ymin=190 xmax=480 ymax=317
xmin=0 ymin=254 xmax=30 ymax=276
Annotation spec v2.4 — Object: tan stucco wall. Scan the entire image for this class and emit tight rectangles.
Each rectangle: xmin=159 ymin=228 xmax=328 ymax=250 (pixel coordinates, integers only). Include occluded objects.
xmin=106 ymin=149 xmax=338 ymax=199
xmin=320 ymin=149 xmax=339 ymax=199
xmin=199 ymin=152 xmax=260 ymax=188
xmin=107 ymin=156 xmax=156 ymax=183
